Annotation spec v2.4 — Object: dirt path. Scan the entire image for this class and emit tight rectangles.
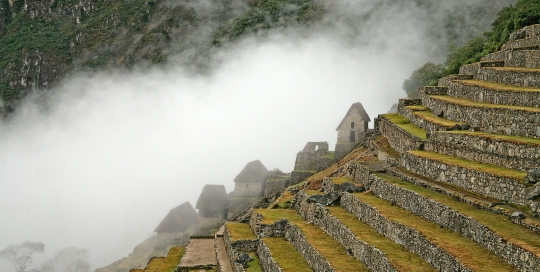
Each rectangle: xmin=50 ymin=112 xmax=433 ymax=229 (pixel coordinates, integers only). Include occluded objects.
xmin=216 ymin=236 xmax=233 ymax=272
xmin=178 ymin=238 xmax=217 ymax=269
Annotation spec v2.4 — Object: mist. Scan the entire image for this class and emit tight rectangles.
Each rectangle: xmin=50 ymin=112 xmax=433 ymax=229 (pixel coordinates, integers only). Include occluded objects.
xmin=0 ymin=0 xmax=503 ymax=270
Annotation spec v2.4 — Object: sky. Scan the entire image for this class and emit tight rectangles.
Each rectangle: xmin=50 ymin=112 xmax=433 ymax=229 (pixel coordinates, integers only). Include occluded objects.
xmin=0 ymin=0 xmax=506 ymax=270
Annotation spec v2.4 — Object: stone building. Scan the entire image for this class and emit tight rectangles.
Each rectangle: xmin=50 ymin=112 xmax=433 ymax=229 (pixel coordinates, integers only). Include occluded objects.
xmin=264 ymin=169 xmax=291 ymax=197
xmin=154 ymin=202 xmax=198 ymax=233
xmin=196 ymin=184 xmax=229 ymax=219
xmin=290 ymin=142 xmax=334 ymax=184
xmin=335 ymin=102 xmax=370 ymax=161
xmin=228 ymin=160 xmax=269 ymax=219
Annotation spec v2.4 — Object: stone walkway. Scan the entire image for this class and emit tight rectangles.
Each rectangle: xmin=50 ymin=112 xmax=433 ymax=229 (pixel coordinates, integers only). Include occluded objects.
xmin=178 ymin=238 xmax=217 ymax=270
xmin=216 ymin=237 xmax=233 ymax=272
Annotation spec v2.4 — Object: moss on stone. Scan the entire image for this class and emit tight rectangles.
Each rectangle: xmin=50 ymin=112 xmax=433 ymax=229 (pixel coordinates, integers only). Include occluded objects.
xmin=381 ymin=113 xmax=428 ymax=139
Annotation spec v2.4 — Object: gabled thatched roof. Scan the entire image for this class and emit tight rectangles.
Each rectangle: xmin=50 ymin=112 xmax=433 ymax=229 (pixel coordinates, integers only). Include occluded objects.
xmin=196 ymin=184 xmax=229 ymax=210
xmin=336 ymin=102 xmax=371 ymax=130
xmin=234 ymin=160 xmax=269 ymax=183
xmin=154 ymin=202 xmax=198 ymax=233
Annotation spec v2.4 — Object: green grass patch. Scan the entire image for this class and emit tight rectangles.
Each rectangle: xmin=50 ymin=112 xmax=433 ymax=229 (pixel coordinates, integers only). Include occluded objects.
xmin=381 ymin=114 xmax=428 ymax=139
xmin=429 ymin=95 xmax=540 ymax=113
xmin=144 ymin=257 xmax=165 ymax=272
xmin=405 ymin=106 xmax=465 ymax=128
xmin=243 ymin=251 xmax=262 ymax=272
xmin=226 ymin=222 xmax=256 ymax=241
xmin=374 ymin=135 xmax=400 ymax=158
xmin=460 ymin=79 xmax=540 ymax=92
xmin=406 ymin=105 xmax=429 ymax=111
xmin=330 ymin=177 xmax=353 ymax=185
xmin=352 ymin=192 xmax=518 ymax=272
xmin=262 ymin=238 xmax=312 ymax=271
xmin=491 ymin=66 xmax=540 ymax=73
xmin=292 ymin=170 xmax=317 ymax=173
xmin=160 ymin=247 xmax=185 ymax=272
xmin=447 ymin=130 xmax=540 ymax=146
xmin=327 ymin=206 xmax=434 ymax=272
xmin=408 ymin=150 xmax=527 ymax=182
xmin=375 ymin=173 xmax=540 ymax=255
xmin=321 ymin=151 xmax=335 ymax=159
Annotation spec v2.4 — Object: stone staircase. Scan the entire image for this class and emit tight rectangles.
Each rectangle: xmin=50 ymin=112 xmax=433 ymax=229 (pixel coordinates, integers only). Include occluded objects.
xmin=217 ymin=25 xmax=540 ymax=272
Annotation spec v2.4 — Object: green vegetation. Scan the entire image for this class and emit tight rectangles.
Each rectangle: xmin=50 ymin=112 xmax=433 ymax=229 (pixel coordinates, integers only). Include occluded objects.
xmin=447 ymin=130 xmax=540 ymax=146
xmin=321 ymin=151 xmax=335 ymax=159
xmin=408 ymin=150 xmax=527 ymax=182
xmin=375 ymin=173 xmax=540 ymax=255
xmin=404 ymin=0 xmax=540 ymax=98
xmin=381 ymin=113 xmax=428 ymax=139
xmin=460 ymin=79 xmax=540 ymax=92
xmin=352 ymin=191 xmax=518 ymax=272
xmin=406 ymin=106 xmax=466 ymax=128
xmin=327 ymin=206 xmax=434 ymax=272
xmin=144 ymin=257 xmax=165 ymax=272
xmin=262 ymin=238 xmax=311 ymax=271
xmin=160 ymin=247 xmax=186 ymax=272
xmin=243 ymin=251 xmax=262 ymax=272
xmin=226 ymin=222 xmax=257 ymax=241
xmin=329 ymin=177 xmax=353 ymax=185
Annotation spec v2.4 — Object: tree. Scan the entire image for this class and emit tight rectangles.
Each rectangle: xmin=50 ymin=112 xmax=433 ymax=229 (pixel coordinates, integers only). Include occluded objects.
xmin=0 ymin=241 xmax=45 ymax=272
xmin=40 ymin=247 xmax=90 ymax=272
xmin=402 ymin=62 xmax=444 ymax=98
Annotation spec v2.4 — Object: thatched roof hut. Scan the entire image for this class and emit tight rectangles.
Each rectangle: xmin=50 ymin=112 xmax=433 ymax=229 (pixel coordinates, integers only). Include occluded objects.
xmin=196 ymin=185 xmax=229 ymax=218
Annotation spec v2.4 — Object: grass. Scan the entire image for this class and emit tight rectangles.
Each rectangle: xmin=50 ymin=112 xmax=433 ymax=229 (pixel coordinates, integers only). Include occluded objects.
xmin=375 ymin=173 xmax=540 ymax=256
xmin=405 ymin=106 xmax=466 ymax=128
xmin=292 ymin=169 xmax=317 ymax=173
xmin=321 ymin=151 xmax=335 ymax=159
xmin=262 ymin=238 xmax=312 ymax=271
xmin=428 ymin=95 xmax=540 ymax=113
xmin=243 ymin=251 xmax=262 ymax=272
xmin=374 ymin=135 xmax=400 ymax=158
xmin=330 ymin=177 xmax=353 ymax=184
xmin=491 ymin=66 xmax=540 ymax=73
xmin=460 ymin=79 xmax=540 ymax=92
xmin=327 ymin=206 xmax=434 ymax=272
xmin=446 ymin=130 xmax=540 ymax=146
xmin=381 ymin=113 xmax=428 ymax=139
xmin=226 ymin=222 xmax=256 ymax=241
xmin=351 ymin=192 xmax=518 ymax=272
xmin=159 ymin=247 xmax=185 ymax=272
xmin=143 ymin=257 xmax=165 ymax=272
xmin=256 ymin=209 xmax=369 ymax=271
xmin=408 ymin=150 xmax=527 ymax=182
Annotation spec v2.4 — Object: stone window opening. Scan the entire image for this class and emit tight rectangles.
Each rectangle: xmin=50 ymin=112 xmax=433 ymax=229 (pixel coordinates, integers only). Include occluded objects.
xmin=351 ymin=122 xmax=355 ymax=128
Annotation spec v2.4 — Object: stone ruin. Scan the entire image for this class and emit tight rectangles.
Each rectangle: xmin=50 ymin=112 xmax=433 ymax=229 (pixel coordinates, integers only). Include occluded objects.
xmin=335 ymin=102 xmax=371 ymax=161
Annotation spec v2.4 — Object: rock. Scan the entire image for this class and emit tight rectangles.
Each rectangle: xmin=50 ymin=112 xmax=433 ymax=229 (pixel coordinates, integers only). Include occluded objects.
xmin=339 ymin=182 xmax=364 ymax=193
xmin=307 ymin=192 xmax=341 ymax=206
xmin=461 ymin=124 xmax=471 ymax=130
xmin=527 ymin=183 xmax=540 ymax=200
xmin=307 ymin=194 xmax=324 ymax=204
xmin=453 ymin=124 xmax=462 ymax=130
xmin=237 ymin=252 xmax=253 ymax=268
xmin=273 ymin=219 xmax=288 ymax=231
xmin=511 ymin=212 xmax=525 ymax=219
xmin=525 ymin=169 xmax=540 ymax=184
xmin=426 ymin=131 xmax=431 ymax=139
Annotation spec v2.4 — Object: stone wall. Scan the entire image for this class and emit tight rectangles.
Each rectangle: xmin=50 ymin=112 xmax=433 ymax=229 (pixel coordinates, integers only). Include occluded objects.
xmin=317 ymin=156 xmax=334 ymax=172
xmin=250 ymin=212 xmax=289 ymax=238
xmin=420 ymin=92 xmax=540 ymax=138
xmin=256 ymin=241 xmax=283 ymax=272
xmin=476 ymin=67 xmax=540 ymax=88
xmin=400 ymin=152 xmax=528 ymax=205
xmin=426 ymin=131 xmax=540 ymax=171
xmin=284 ymin=224 xmax=334 ymax=272
xmin=228 ymin=197 xmax=259 ymax=220
xmin=290 ymin=170 xmax=314 ymax=185
xmin=340 ymin=193 xmax=472 ymax=272
xmin=482 ymin=49 xmax=540 ymax=69
xmin=369 ymin=175 xmax=540 ymax=272
xmin=377 ymin=116 xmax=425 ymax=154
xmin=223 ymin=226 xmax=247 ymax=272
xmin=397 ymin=99 xmax=451 ymax=132
xmin=264 ymin=178 xmax=290 ymax=197
xmin=335 ymin=142 xmax=359 ymax=161
xmin=443 ymin=79 xmax=540 ymax=108
xmin=503 ymin=36 xmax=540 ymax=50
xmin=294 ymin=191 xmax=398 ymax=272
xmin=232 ymin=182 xmax=264 ymax=198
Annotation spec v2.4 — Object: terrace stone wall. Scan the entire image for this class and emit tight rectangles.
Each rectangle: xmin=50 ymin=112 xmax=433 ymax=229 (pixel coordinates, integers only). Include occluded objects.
xmin=335 ymin=142 xmax=358 ymax=161
xmin=377 ymin=116 xmax=425 ymax=153
xmin=503 ymin=36 xmax=540 ymax=50
xmin=400 ymin=152 xmax=528 ymax=205
xmin=340 ymin=193 xmax=472 ymax=272
xmin=290 ymin=170 xmax=314 ymax=185
xmin=444 ymin=79 xmax=540 ymax=108
xmin=369 ymin=175 xmax=540 ymax=272
xmin=426 ymin=131 xmax=540 ymax=171
xmin=223 ymin=226 xmax=247 ymax=272
xmin=264 ymin=178 xmax=290 ymax=197
xmin=420 ymin=92 xmax=540 ymax=138
xmin=294 ymin=191 xmax=398 ymax=272
xmin=284 ymin=224 xmax=335 ymax=272
xmin=256 ymin=241 xmax=283 ymax=272
xmin=476 ymin=67 xmax=540 ymax=88
xmin=397 ymin=99 xmax=451 ymax=132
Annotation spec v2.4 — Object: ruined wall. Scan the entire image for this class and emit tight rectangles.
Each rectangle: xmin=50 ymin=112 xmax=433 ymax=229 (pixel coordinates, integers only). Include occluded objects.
xmin=256 ymin=241 xmax=283 ymax=272
xmin=340 ymin=193 xmax=472 ymax=272
xmin=400 ymin=152 xmax=528 ymax=205
xmin=264 ymin=178 xmax=290 ymax=197
xmin=369 ymin=175 xmax=540 ymax=272
xmin=334 ymin=142 xmax=358 ymax=161
xmin=290 ymin=170 xmax=314 ymax=185
xmin=420 ymin=92 xmax=540 ymax=138
xmin=337 ymin=107 xmax=367 ymax=143
xmin=294 ymin=191 xmax=397 ymax=272
xmin=284 ymin=224 xmax=334 ymax=272
xmin=377 ymin=116 xmax=425 ymax=154
xmin=223 ymin=227 xmax=246 ymax=272
xmin=476 ymin=67 xmax=540 ymax=88
xmin=232 ymin=182 xmax=264 ymax=198
xmin=228 ymin=197 xmax=259 ymax=220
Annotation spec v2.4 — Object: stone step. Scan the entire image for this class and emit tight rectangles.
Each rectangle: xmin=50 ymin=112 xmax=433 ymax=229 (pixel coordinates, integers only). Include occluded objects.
xmin=341 ymin=191 xmax=518 ymax=272
xmin=376 ymin=114 xmax=426 ymax=154
xmin=258 ymin=238 xmax=312 ymax=272
xmin=253 ymin=209 xmax=369 ymax=271
xmin=419 ymin=92 xmax=540 ymax=138
xmin=508 ymin=24 xmax=540 ymax=41
xmin=459 ymin=61 xmax=506 ymax=75
xmin=503 ymin=35 xmax=540 ymax=51
xmin=481 ymin=49 xmax=540 ymax=69
xmin=475 ymin=66 xmax=540 ymax=88
xmin=223 ymin=223 xmax=258 ymax=272
xmin=426 ymin=130 xmax=540 ymax=171
xmin=443 ymin=79 xmax=540 ymax=108
xmin=295 ymin=190 xmax=434 ymax=272
xmin=370 ymin=172 xmax=540 ymax=271
xmin=400 ymin=150 xmax=533 ymax=209
xmin=397 ymin=101 xmax=467 ymax=132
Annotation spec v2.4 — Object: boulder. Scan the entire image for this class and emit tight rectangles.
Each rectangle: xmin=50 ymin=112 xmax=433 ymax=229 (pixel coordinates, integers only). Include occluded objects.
xmin=338 ymin=182 xmax=364 ymax=193
xmin=525 ymin=169 xmax=540 ymax=184
xmin=511 ymin=212 xmax=525 ymax=219
xmin=307 ymin=192 xmax=341 ymax=206
xmin=237 ymin=252 xmax=253 ymax=268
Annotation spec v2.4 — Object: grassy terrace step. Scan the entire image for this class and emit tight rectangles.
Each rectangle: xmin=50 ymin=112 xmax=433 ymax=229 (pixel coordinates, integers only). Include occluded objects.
xmin=375 ymin=173 xmax=540 ymax=258
xmin=326 ymin=205 xmax=435 ymax=272
xmin=399 ymin=104 xmax=466 ymax=132
xmin=261 ymin=238 xmax=311 ymax=271
xmin=426 ymin=94 xmax=540 ymax=113
xmin=447 ymin=79 xmax=540 ymax=107
xmin=226 ymin=222 xmax=257 ymax=241
xmin=349 ymin=192 xmax=518 ymax=272
xmin=447 ymin=130 xmax=540 ymax=147
xmin=256 ymin=209 xmax=369 ymax=271
xmin=408 ymin=150 xmax=527 ymax=183
xmin=380 ymin=113 xmax=427 ymax=139
xmin=476 ymin=66 xmax=540 ymax=88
